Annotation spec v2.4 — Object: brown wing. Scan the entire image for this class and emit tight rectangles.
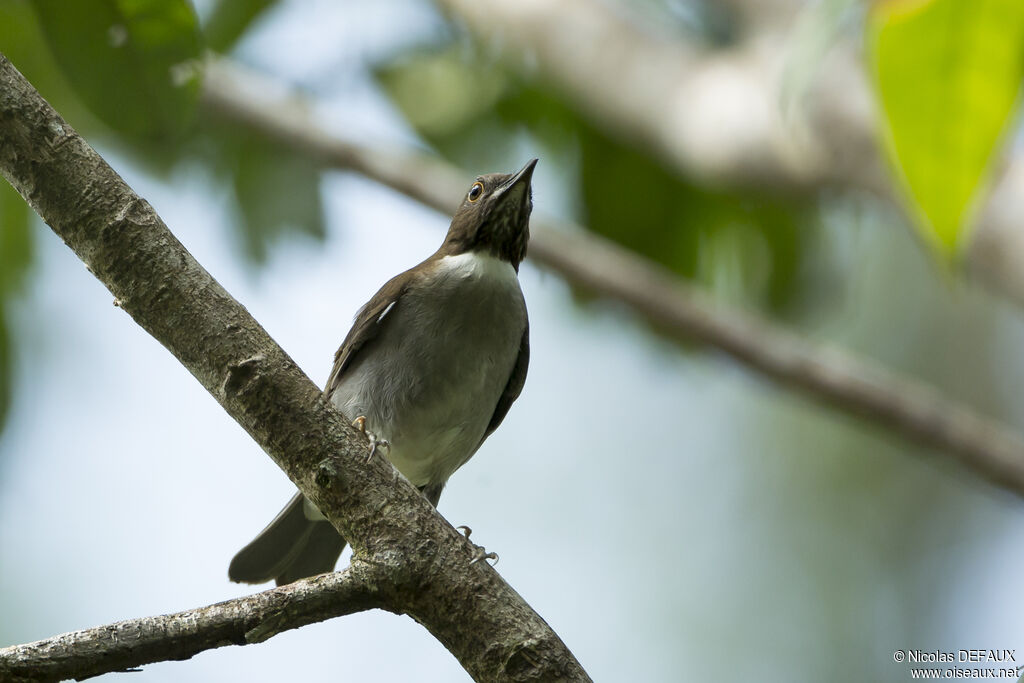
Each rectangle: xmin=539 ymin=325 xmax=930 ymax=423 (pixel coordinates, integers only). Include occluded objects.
xmin=324 ymin=271 xmax=410 ymax=398
xmin=481 ymin=321 xmax=530 ymax=441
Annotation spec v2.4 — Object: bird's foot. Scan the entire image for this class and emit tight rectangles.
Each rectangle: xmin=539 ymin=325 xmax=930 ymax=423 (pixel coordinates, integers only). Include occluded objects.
xmin=352 ymin=415 xmax=390 ymax=463
xmin=457 ymin=525 xmax=499 ymax=566
xmin=471 ymin=548 xmax=499 ymax=566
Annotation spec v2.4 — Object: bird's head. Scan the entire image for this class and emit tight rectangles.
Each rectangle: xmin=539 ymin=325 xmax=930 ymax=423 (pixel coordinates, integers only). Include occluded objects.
xmin=443 ymin=158 xmax=537 ymax=270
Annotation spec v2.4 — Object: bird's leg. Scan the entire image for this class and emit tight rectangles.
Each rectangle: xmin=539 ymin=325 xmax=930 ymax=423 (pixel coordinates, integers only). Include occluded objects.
xmin=351 ymin=415 xmax=389 ymax=463
xmin=457 ymin=525 xmax=499 ymax=566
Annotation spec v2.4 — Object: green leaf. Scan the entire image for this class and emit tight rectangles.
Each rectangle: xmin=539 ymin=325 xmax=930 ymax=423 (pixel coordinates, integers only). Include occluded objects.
xmin=0 ymin=1 xmax=96 ymax=131
xmin=203 ymin=0 xmax=279 ymax=53
xmin=869 ymin=0 xmax=1024 ymax=257
xmin=30 ymin=0 xmax=203 ymax=139
xmin=0 ymin=179 xmax=34 ymax=435
xmin=229 ymin=141 xmax=326 ymax=263
xmin=0 ymin=180 xmax=32 ymax=296
xmin=576 ymin=127 xmax=808 ymax=312
xmin=0 ymin=300 xmax=11 ymax=436
xmin=376 ymin=48 xmax=509 ymax=143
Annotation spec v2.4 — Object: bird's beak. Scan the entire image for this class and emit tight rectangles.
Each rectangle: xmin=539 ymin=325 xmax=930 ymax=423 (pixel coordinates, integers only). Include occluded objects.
xmin=492 ymin=158 xmax=538 ymax=208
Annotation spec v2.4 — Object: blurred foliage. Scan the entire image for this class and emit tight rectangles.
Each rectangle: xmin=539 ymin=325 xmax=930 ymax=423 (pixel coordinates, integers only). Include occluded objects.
xmin=781 ymin=0 xmax=864 ymax=113
xmin=0 ymin=181 xmax=33 ymax=432
xmin=0 ymin=184 xmax=30 ymax=298
xmin=31 ymin=0 xmax=203 ymax=139
xmin=0 ymin=0 xmax=325 ymax=434
xmin=614 ymin=0 xmax=738 ymax=46
xmin=0 ymin=0 xmax=323 ymax=263
xmin=869 ymin=0 xmax=1024 ymax=259
xmin=203 ymin=0 xmax=278 ymax=53
xmin=200 ymin=122 xmax=327 ymax=263
xmin=376 ymin=46 xmax=815 ymax=314
xmin=0 ymin=0 xmax=59 ymax=433
xmin=0 ymin=0 xmax=97 ymax=127
xmin=229 ymin=142 xmax=325 ymax=263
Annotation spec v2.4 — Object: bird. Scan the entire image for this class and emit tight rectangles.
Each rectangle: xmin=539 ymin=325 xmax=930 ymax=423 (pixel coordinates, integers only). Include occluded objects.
xmin=228 ymin=159 xmax=537 ymax=585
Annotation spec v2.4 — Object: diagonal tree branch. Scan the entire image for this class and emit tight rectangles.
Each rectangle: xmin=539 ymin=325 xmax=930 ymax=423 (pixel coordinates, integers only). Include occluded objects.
xmin=200 ymin=59 xmax=1024 ymax=497
xmin=0 ymin=567 xmax=382 ymax=683
xmin=434 ymin=0 xmax=1024 ymax=308
xmin=0 ymin=53 xmax=590 ymax=682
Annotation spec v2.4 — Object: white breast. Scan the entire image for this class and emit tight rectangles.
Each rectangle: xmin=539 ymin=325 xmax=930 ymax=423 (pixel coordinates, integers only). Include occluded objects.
xmin=330 ymin=250 xmax=527 ymax=489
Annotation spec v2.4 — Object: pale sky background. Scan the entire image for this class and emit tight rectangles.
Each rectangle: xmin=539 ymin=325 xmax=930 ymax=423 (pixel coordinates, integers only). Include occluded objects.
xmin=3 ymin=1 xmax=1024 ymax=681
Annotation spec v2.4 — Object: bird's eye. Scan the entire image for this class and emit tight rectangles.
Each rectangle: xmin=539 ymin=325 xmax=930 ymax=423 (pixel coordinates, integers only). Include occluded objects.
xmin=467 ymin=182 xmax=484 ymax=202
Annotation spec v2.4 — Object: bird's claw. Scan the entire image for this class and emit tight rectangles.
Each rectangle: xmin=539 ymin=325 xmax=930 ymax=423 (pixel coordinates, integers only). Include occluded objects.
xmin=458 ymin=526 xmax=498 ymax=566
xmin=366 ymin=435 xmax=391 ymax=464
xmin=352 ymin=415 xmax=390 ymax=463
xmin=470 ymin=549 xmax=499 ymax=566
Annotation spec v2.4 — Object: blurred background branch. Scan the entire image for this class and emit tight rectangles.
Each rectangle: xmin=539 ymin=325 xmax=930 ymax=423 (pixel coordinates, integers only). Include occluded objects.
xmin=202 ymin=58 xmax=1024 ymax=497
xmin=4 ymin=1 xmax=1024 ymax=681
xmin=434 ymin=0 xmax=1024 ymax=304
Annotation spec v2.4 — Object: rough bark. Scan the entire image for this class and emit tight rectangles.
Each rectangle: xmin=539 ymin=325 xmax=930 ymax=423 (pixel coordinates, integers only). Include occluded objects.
xmin=0 ymin=567 xmax=381 ymax=682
